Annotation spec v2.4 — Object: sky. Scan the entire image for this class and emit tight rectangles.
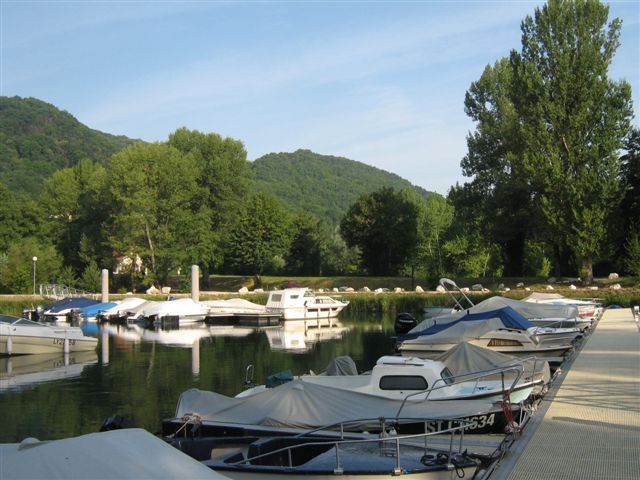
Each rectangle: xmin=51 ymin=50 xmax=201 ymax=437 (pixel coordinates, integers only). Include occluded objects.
xmin=1 ymin=1 xmax=638 ymax=195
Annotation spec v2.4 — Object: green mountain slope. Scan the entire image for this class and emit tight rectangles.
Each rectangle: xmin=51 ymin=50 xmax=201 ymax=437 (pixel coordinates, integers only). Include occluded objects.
xmin=252 ymin=149 xmax=434 ymax=225
xmin=0 ymin=96 xmax=135 ymax=196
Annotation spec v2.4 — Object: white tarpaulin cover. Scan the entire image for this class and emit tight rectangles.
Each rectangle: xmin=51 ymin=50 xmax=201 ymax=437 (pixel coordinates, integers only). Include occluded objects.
xmin=468 ymin=296 xmax=578 ymax=320
xmin=0 ymin=429 xmax=222 ymax=479
xmin=522 ymin=292 xmax=596 ymax=306
xmin=176 ymin=381 xmax=498 ymax=429
xmin=435 ymin=342 xmax=550 ymax=385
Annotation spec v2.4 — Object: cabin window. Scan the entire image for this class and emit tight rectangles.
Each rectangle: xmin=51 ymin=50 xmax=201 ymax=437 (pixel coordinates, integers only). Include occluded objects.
xmin=487 ymin=339 xmax=523 ymax=347
xmin=290 ymin=295 xmax=299 ymax=299
xmin=440 ymin=367 xmax=455 ymax=385
xmin=271 ymin=294 xmax=282 ymax=302
xmin=379 ymin=375 xmax=428 ymax=391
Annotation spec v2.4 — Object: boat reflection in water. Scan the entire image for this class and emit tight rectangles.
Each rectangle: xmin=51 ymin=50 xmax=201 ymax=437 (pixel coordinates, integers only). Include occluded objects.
xmin=0 ymin=351 xmax=98 ymax=392
xmin=265 ymin=318 xmax=350 ymax=352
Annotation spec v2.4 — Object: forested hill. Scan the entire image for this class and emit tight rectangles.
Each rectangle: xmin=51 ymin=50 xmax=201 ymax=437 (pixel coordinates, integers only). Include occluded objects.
xmin=253 ymin=149 xmax=434 ymax=225
xmin=0 ymin=96 xmax=135 ymax=196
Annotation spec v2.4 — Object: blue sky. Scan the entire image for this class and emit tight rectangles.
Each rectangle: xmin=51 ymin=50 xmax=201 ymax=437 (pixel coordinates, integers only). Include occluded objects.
xmin=1 ymin=1 xmax=638 ymax=194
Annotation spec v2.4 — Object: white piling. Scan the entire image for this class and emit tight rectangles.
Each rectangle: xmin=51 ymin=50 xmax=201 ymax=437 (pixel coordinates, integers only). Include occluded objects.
xmin=6 ymin=336 xmax=12 ymax=355
xmin=101 ymin=269 xmax=109 ymax=303
xmin=63 ymin=338 xmax=69 ymax=354
xmin=191 ymin=265 xmax=200 ymax=302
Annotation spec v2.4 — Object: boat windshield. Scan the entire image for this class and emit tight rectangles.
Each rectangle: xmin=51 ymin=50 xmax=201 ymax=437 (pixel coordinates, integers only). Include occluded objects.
xmin=0 ymin=315 xmax=44 ymax=327
xmin=0 ymin=314 xmax=21 ymax=325
xmin=440 ymin=367 xmax=455 ymax=385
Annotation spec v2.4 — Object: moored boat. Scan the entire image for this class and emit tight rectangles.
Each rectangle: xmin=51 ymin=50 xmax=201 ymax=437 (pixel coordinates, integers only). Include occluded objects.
xmin=265 ymin=288 xmax=349 ymax=320
xmin=396 ymin=306 xmax=577 ymax=359
xmin=167 ymin=417 xmax=481 ymax=479
xmin=238 ymin=354 xmax=541 ymax=404
xmin=0 ymin=314 xmax=98 ymax=356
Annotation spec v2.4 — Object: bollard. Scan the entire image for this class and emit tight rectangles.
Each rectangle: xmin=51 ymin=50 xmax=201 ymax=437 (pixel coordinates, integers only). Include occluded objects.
xmin=101 ymin=269 xmax=109 ymax=303
xmin=191 ymin=265 xmax=200 ymax=303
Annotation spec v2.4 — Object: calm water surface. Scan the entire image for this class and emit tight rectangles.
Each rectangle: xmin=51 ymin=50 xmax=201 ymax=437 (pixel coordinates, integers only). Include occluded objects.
xmin=0 ymin=314 xmax=397 ymax=442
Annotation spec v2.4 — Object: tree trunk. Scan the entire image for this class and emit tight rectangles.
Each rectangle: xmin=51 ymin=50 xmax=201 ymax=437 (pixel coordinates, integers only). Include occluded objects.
xmin=201 ymin=264 xmax=210 ymax=289
xmin=580 ymin=256 xmax=593 ymax=286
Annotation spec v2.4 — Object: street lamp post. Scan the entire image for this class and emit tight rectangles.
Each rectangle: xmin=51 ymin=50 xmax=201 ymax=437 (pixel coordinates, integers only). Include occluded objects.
xmin=32 ymin=256 xmax=37 ymax=296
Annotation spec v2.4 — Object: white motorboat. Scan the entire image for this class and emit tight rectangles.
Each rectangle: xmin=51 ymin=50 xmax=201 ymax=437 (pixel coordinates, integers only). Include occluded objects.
xmin=265 ymin=288 xmax=349 ymax=320
xmin=238 ymin=353 xmax=540 ymax=404
xmin=396 ymin=306 xmax=576 ymax=359
xmin=0 ymin=314 xmax=98 ymax=355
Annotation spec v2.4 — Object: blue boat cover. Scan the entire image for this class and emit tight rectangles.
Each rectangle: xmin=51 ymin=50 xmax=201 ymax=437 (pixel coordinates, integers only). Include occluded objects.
xmin=398 ymin=306 xmax=534 ymax=341
xmin=47 ymin=297 xmax=100 ymax=313
xmin=80 ymin=302 xmax=118 ymax=317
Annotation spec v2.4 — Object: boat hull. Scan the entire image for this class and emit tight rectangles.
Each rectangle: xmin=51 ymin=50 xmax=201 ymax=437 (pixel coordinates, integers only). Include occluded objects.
xmin=209 ymin=467 xmax=477 ymax=479
xmin=0 ymin=332 xmax=97 ymax=355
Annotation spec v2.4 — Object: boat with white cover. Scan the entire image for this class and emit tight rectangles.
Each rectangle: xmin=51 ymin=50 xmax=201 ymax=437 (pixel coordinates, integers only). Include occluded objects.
xmin=201 ymin=298 xmax=267 ymax=317
xmin=265 ymin=288 xmax=349 ymax=320
xmin=522 ymin=292 xmax=603 ymax=324
xmin=238 ymin=354 xmax=541 ymax=404
xmin=0 ymin=428 xmax=224 ymax=479
xmin=437 ymin=278 xmax=592 ymax=329
xmin=140 ymin=298 xmax=210 ymax=324
xmin=0 ymin=314 xmax=98 ymax=355
xmin=166 ymin=381 xmax=522 ymax=436
xmin=396 ymin=306 xmax=577 ymax=359
xmin=97 ymin=296 xmax=147 ymax=322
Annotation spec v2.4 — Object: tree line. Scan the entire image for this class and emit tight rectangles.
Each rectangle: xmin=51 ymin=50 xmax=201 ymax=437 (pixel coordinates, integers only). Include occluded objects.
xmin=0 ymin=0 xmax=638 ymax=293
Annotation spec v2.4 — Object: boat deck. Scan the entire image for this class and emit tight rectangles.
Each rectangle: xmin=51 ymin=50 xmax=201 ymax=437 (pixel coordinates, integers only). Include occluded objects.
xmin=494 ymin=307 xmax=640 ymax=479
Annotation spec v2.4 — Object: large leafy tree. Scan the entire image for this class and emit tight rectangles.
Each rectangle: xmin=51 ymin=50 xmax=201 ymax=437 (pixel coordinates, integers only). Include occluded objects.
xmin=168 ymin=128 xmax=253 ymax=282
xmin=285 ymin=213 xmax=325 ymax=276
xmin=0 ymin=181 xmax=44 ymax=252
xmin=225 ymin=193 xmax=293 ymax=275
xmin=511 ymin=0 xmax=633 ymax=283
xmin=39 ymin=159 xmax=110 ymax=272
xmin=0 ymin=237 xmax=62 ymax=293
xmin=459 ymin=58 xmax=539 ymax=275
xmin=340 ymin=187 xmax=419 ymax=276
xmin=416 ymin=194 xmax=454 ymax=278
xmin=106 ymin=142 xmax=211 ymax=285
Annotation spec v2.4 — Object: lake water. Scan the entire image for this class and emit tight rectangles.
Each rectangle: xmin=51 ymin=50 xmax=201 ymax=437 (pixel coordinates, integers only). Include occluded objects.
xmin=0 ymin=314 xmax=397 ymax=442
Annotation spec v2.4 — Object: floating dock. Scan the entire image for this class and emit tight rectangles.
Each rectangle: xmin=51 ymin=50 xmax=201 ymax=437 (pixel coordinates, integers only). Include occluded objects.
xmin=492 ymin=307 xmax=640 ymax=479
xmin=205 ymin=313 xmax=282 ymax=327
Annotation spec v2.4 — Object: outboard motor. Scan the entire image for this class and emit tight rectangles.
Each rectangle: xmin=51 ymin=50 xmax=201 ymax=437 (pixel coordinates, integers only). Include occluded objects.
xmin=394 ymin=312 xmax=417 ymax=335
xmin=100 ymin=414 xmax=136 ymax=431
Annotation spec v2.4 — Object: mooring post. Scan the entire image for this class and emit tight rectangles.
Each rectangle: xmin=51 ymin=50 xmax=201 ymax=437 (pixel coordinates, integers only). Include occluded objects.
xmin=191 ymin=265 xmax=200 ymax=302
xmin=101 ymin=269 xmax=109 ymax=303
